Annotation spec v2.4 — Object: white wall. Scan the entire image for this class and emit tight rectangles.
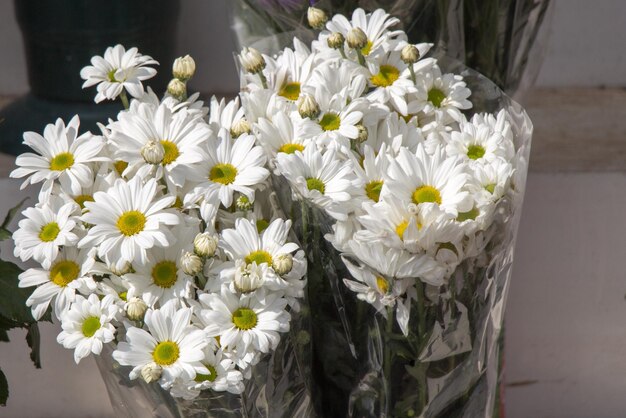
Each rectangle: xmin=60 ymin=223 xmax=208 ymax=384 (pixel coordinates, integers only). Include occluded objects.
xmin=0 ymin=0 xmax=625 ymax=96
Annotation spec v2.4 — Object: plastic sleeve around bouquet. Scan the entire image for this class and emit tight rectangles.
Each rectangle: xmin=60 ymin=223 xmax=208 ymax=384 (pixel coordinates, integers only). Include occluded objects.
xmin=270 ymin=58 xmax=532 ymax=418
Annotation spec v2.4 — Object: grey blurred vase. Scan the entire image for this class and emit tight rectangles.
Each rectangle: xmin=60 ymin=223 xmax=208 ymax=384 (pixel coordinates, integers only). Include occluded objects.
xmin=0 ymin=0 xmax=181 ymax=155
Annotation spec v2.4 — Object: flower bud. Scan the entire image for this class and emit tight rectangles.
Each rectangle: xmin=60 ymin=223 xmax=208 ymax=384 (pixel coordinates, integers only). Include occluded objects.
xmin=234 ymin=260 xmax=264 ymax=293
xmin=307 ymin=7 xmax=328 ymax=30
xmin=172 ymin=55 xmax=196 ymax=81
xmin=236 ymin=195 xmax=253 ymax=211
xmin=355 ymin=124 xmax=368 ymax=143
xmin=126 ymin=297 xmax=148 ymax=321
xmin=194 ymin=232 xmax=219 ymax=257
xmin=239 ymin=47 xmax=266 ymax=74
xmin=346 ymin=28 xmax=368 ymax=50
xmin=272 ymin=253 xmax=293 ymax=275
xmin=401 ymin=44 xmax=420 ymax=64
xmin=141 ymin=362 xmax=162 ymax=384
xmin=298 ymin=94 xmax=320 ymax=119
xmin=230 ymin=118 xmax=251 ymax=138
xmin=167 ymin=78 xmax=187 ymax=101
xmin=140 ymin=140 xmax=165 ymax=164
xmin=327 ymin=32 xmax=345 ymax=50
xmin=181 ymin=251 xmax=203 ymax=276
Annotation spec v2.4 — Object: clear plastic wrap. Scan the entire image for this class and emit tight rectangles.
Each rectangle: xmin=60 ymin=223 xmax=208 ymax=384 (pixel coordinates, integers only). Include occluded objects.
xmin=270 ymin=59 xmax=532 ymax=418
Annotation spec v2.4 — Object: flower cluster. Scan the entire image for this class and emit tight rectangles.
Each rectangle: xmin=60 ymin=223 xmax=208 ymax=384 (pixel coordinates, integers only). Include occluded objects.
xmin=11 ymin=47 xmax=306 ymax=399
xmin=238 ymin=8 xmax=522 ymax=335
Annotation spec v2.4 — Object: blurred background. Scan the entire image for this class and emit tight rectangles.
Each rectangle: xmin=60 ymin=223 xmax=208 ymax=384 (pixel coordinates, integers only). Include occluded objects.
xmin=1 ymin=0 xmax=626 ymax=417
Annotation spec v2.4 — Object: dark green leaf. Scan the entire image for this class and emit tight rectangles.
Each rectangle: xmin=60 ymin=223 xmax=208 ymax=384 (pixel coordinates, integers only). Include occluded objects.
xmin=1 ymin=197 xmax=28 ymax=231
xmin=0 ymin=367 xmax=7 ymax=406
xmin=0 ymin=329 xmax=8 ymax=342
xmin=0 ymin=229 xmax=10 ymax=241
xmin=0 ymin=260 xmax=32 ymax=324
xmin=26 ymin=323 xmax=42 ymax=369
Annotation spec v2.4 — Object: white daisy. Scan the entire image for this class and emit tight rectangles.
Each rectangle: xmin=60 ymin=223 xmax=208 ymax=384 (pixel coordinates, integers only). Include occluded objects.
xmin=208 ymin=96 xmax=246 ymax=134
xmin=446 ymin=114 xmax=514 ymax=165
xmin=56 ymin=294 xmax=118 ymax=364
xmin=13 ymin=197 xmax=79 ymax=269
xmin=254 ymin=113 xmax=310 ymax=159
xmin=366 ymin=52 xmax=417 ymax=115
xmin=11 ymin=116 xmax=107 ymax=200
xmin=80 ymin=44 xmax=158 ymax=103
xmin=198 ymin=289 xmax=289 ymax=353
xmin=112 ymin=301 xmax=208 ymax=387
xmin=469 ymin=158 xmax=514 ymax=206
xmin=413 ymin=65 xmax=472 ymax=122
xmin=267 ymin=39 xmax=317 ymax=105
xmin=79 ymin=177 xmax=179 ymax=271
xmin=18 ymin=247 xmax=96 ymax=320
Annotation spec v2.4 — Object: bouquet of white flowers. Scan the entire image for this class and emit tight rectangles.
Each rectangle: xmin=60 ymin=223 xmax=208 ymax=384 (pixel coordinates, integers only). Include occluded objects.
xmin=237 ymin=8 xmax=531 ymax=417
xmin=9 ymin=46 xmax=314 ymax=417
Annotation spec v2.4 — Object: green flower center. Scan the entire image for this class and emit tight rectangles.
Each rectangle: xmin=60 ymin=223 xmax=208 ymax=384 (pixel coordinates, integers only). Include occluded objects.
xmin=428 ymin=88 xmax=446 ymax=108
xmin=195 ymin=364 xmax=218 ymax=383
xmin=232 ymin=308 xmax=258 ymax=330
xmin=361 ymin=40 xmax=373 ymax=56
xmin=209 ymin=163 xmax=238 ymax=185
xmin=278 ymin=143 xmax=304 ymax=154
xmin=376 ymin=276 xmax=390 ymax=294
xmin=50 ymin=260 xmax=80 ymax=287
xmin=119 ymin=291 xmax=128 ymax=301
xmin=278 ymin=82 xmax=301 ymax=101
xmin=74 ymin=194 xmax=94 ymax=209
xmin=117 ymin=210 xmax=146 ymax=236
xmin=160 ymin=140 xmax=180 ymax=165
xmin=256 ymin=219 xmax=269 ymax=233
xmin=457 ymin=207 xmax=480 ymax=222
xmin=151 ymin=260 xmax=178 ymax=288
xmin=319 ymin=112 xmax=341 ymax=132
xmin=114 ymin=160 xmax=128 ymax=176
xmin=81 ymin=316 xmax=101 ymax=337
xmin=485 ymin=183 xmax=496 ymax=194
xmin=152 ymin=341 xmax=180 ymax=366
xmin=412 ymin=185 xmax=442 ymax=205
xmin=107 ymin=69 xmax=117 ymax=82
xmin=306 ymin=177 xmax=325 ymax=194
xmin=370 ymin=64 xmax=400 ymax=88
xmin=365 ymin=180 xmax=383 ymax=202
xmin=39 ymin=222 xmax=60 ymax=242
xmin=49 ymin=152 xmax=75 ymax=171
xmin=245 ymin=250 xmax=273 ymax=266
xmin=467 ymin=144 xmax=486 ymax=160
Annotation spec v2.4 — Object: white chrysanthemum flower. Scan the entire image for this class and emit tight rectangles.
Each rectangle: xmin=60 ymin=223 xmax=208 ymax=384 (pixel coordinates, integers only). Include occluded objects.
xmin=366 ymin=52 xmax=418 ymax=115
xmin=413 ymin=65 xmax=471 ymax=122
xmin=198 ymin=290 xmax=289 ymax=353
xmin=265 ymin=39 xmax=317 ymax=105
xmin=384 ymin=145 xmax=473 ymax=218
xmin=469 ymin=158 xmax=514 ymax=206
xmin=112 ymin=301 xmax=208 ymax=388
xmin=79 ymin=177 xmax=179 ymax=270
xmin=446 ymin=114 xmax=514 ymax=165
xmin=57 ymin=171 xmax=117 ymax=214
xmin=353 ymin=144 xmax=391 ymax=205
xmin=108 ymin=101 xmax=211 ymax=189
xmin=254 ymin=113 xmax=310 ymax=159
xmin=188 ymin=129 xmax=269 ymax=208
xmin=80 ymin=44 xmax=158 ymax=103
xmin=125 ymin=226 xmax=196 ymax=307
xmin=275 ymin=145 xmax=360 ymax=220
xmin=13 ymin=197 xmax=79 ymax=269
xmin=11 ymin=116 xmax=107 ymax=200
xmin=169 ymin=347 xmax=244 ymax=399
xmin=362 ymin=112 xmax=424 ymax=155
xmin=208 ymin=96 xmax=246 ymax=134
xmin=56 ymin=294 xmax=119 ymax=364
xmin=18 ymin=247 xmax=96 ymax=320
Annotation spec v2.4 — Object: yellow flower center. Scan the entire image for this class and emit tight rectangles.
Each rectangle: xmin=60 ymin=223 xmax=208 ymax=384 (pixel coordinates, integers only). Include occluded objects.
xmin=428 ymin=88 xmax=446 ymax=108
xmin=306 ymin=177 xmax=325 ymax=194
xmin=319 ymin=112 xmax=341 ymax=132
xmin=172 ymin=196 xmax=183 ymax=210
xmin=395 ymin=220 xmax=409 ymax=239
xmin=278 ymin=143 xmax=305 ymax=154
xmin=278 ymin=81 xmax=301 ymax=101
xmin=119 ymin=291 xmax=128 ymax=301
xmin=256 ymin=219 xmax=270 ymax=233
xmin=152 ymin=341 xmax=180 ymax=366
xmin=117 ymin=211 xmax=146 ymax=236
xmin=39 ymin=222 xmax=60 ymax=242
xmin=365 ymin=180 xmax=383 ymax=202
xmin=194 ymin=365 xmax=218 ymax=383
xmin=376 ymin=276 xmax=390 ymax=294
xmin=232 ymin=308 xmax=258 ymax=330
xmin=81 ymin=316 xmax=101 ymax=337
xmin=151 ymin=260 xmax=178 ymax=288
xmin=412 ymin=185 xmax=442 ymax=205
xmin=485 ymin=183 xmax=496 ymax=194
xmin=457 ymin=207 xmax=480 ymax=222
xmin=209 ymin=163 xmax=238 ymax=185
xmin=49 ymin=152 xmax=75 ymax=171
xmin=50 ymin=260 xmax=80 ymax=287
xmin=361 ymin=40 xmax=373 ymax=56
xmin=370 ymin=64 xmax=400 ymax=88
xmin=74 ymin=194 xmax=94 ymax=209
xmin=160 ymin=140 xmax=180 ymax=165
xmin=467 ymin=144 xmax=486 ymax=160
xmin=245 ymin=250 xmax=272 ymax=266
xmin=114 ymin=160 xmax=128 ymax=176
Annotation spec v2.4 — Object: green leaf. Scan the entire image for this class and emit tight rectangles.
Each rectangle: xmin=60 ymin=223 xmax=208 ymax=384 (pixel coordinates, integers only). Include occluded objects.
xmin=0 ymin=367 xmax=7 ymax=406
xmin=25 ymin=323 xmax=42 ymax=369
xmin=0 ymin=329 xmax=8 ymax=342
xmin=1 ymin=197 xmax=28 ymax=231
xmin=0 ymin=260 xmax=32 ymax=324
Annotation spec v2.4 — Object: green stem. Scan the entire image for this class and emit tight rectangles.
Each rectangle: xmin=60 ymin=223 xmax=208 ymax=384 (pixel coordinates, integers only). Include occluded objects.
xmin=258 ymin=72 xmax=269 ymax=89
xmin=339 ymin=48 xmax=347 ymax=60
xmin=415 ymin=281 xmax=428 ymax=412
xmin=383 ymin=305 xmax=394 ymax=417
xmin=119 ymin=90 xmax=130 ymax=110
xmin=356 ymin=49 xmax=366 ymax=66
xmin=408 ymin=65 xmax=417 ymax=84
